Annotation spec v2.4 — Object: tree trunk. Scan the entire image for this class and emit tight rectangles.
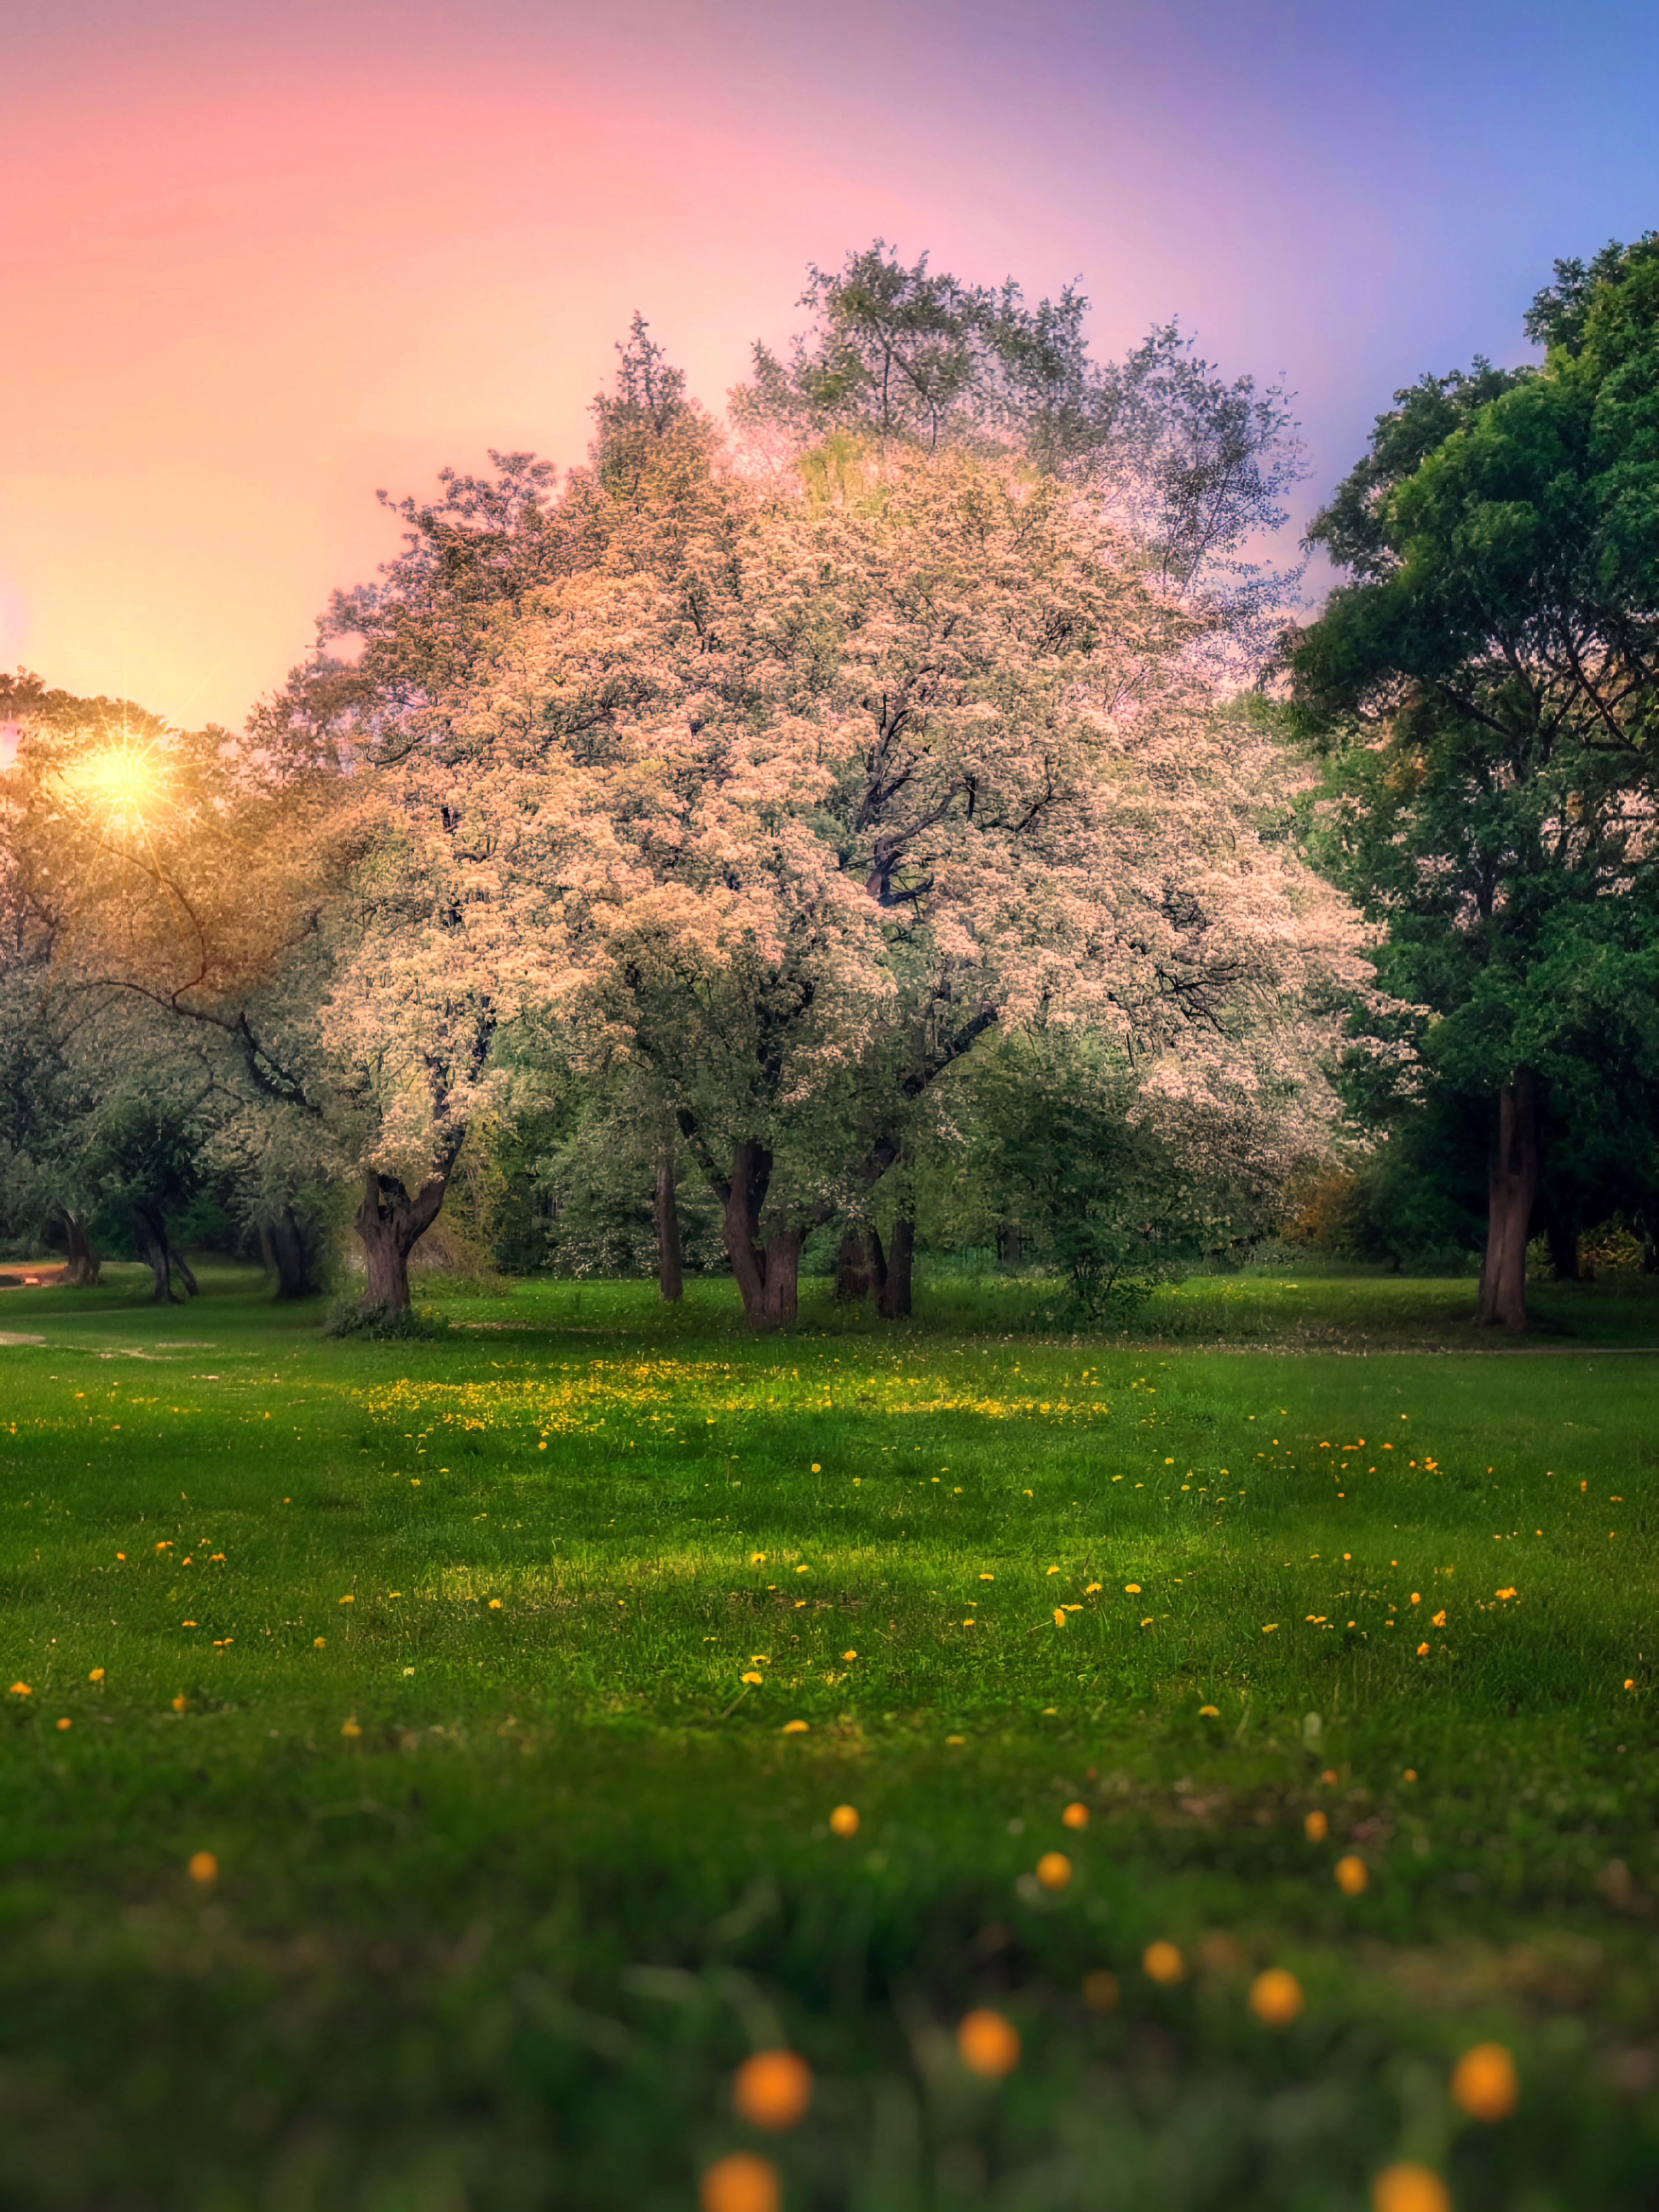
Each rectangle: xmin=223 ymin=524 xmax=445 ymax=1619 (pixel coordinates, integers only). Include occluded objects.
xmin=719 ymin=1138 xmax=814 ymax=1332
xmin=52 ymin=1206 xmax=100 ymax=1286
xmin=134 ymin=1204 xmax=189 ymax=1304
xmin=761 ymin=1228 xmax=804 ymax=1327
xmin=261 ymin=1206 xmax=319 ymax=1300
xmin=1476 ymin=1071 xmax=1541 ymax=1332
xmin=354 ymin=1168 xmax=451 ymax=1314
xmin=834 ymin=1226 xmax=883 ymax=1303
xmin=997 ymin=1221 xmax=1022 ymax=1271
xmin=655 ymin=1135 xmax=684 ymax=1303
xmin=1543 ymin=1193 xmax=1579 ymax=1283
xmin=877 ymin=1215 xmax=915 ymax=1319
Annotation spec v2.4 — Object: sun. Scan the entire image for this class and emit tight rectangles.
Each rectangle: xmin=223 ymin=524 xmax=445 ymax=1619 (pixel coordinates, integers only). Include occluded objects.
xmin=57 ymin=737 xmax=168 ymax=824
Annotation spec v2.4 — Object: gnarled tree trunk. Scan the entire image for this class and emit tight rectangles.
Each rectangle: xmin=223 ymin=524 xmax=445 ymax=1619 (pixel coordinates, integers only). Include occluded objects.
xmin=720 ymin=1138 xmax=816 ymax=1332
xmin=52 ymin=1206 xmax=100 ymax=1287
xmin=354 ymin=1167 xmax=451 ymax=1315
xmin=655 ymin=1132 xmax=684 ymax=1303
xmin=134 ymin=1204 xmax=194 ymax=1304
xmin=877 ymin=1215 xmax=915 ymax=1319
xmin=261 ymin=1205 xmax=320 ymax=1300
xmin=1476 ymin=1070 xmax=1540 ymax=1332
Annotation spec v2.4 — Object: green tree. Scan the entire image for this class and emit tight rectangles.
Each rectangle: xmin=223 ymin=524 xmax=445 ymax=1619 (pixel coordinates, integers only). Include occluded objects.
xmin=1292 ymin=236 xmax=1659 ymax=1328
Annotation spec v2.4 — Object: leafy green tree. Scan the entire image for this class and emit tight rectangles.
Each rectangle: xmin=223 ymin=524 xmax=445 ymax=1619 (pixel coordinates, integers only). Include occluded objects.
xmin=1292 ymin=236 xmax=1659 ymax=1328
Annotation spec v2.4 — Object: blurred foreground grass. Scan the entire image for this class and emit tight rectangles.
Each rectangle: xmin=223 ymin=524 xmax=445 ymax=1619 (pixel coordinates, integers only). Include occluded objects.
xmin=0 ymin=1264 xmax=1655 ymax=2210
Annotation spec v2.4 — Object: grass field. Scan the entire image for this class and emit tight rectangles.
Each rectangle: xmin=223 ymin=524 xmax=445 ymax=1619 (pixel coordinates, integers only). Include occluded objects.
xmin=1 ymin=1264 xmax=1657 ymax=2212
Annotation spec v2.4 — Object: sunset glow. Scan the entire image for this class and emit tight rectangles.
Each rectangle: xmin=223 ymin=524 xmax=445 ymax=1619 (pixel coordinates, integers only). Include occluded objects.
xmin=56 ymin=741 xmax=167 ymax=824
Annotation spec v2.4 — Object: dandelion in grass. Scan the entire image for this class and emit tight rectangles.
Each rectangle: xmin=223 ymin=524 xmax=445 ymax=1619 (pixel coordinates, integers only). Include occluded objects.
xmin=188 ymin=1852 xmax=218 ymax=1885
xmin=1249 ymin=1968 xmax=1303 ymax=2025
xmin=1451 ymin=2041 xmax=1517 ymax=2121
xmin=1372 ymin=2165 xmax=1450 ymax=2212
xmin=1198 ymin=1704 xmax=1220 ymax=1717
xmin=9 ymin=1683 xmax=31 ymax=1697
xmin=733 ymin=2049 xmax=812 ymax=2129
xmin=1062 ymin=1802 xmax=1088 ymax=1830
xmin=1335 ymin=1855 xmax=1368 ymax=1896
xmin=957 ymin=2008 xmax=1020 ymax=2076
xmin=701 ymin=2151 xmax=779 ymax=2212
xmin=829 ymin=1805 xmax=859 ymax=1837
xmin=1142 ymin=1940 xmax=1184 ymax=1984
xmin=742 ymin=1671 xmax=764 ymax=1686
xmin=782 ymin=1719 xmax=808 ymax=1734
xmin=1305 ymin=1810 xmax=1328 ymax=1842
xmin=1035 ymin=1852 xmax=1071 ymax=1891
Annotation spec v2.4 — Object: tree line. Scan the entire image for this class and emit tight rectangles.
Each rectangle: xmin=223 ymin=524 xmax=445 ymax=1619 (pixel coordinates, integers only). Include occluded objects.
xmin=3 ymin=237 xmax=1656 ymax=1331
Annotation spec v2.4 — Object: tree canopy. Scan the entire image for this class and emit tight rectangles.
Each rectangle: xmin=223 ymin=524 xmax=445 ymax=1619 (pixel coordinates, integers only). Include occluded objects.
xmin=1291 ymin=233 xmax=1659 ymax=1325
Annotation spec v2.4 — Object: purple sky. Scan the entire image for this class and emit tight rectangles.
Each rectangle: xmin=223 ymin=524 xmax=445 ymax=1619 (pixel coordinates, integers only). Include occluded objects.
xmin=3 ymin=0 xmax=1656 ymax=725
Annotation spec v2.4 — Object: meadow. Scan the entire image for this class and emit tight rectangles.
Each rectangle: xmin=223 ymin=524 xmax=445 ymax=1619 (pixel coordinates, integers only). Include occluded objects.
xmin=1 ymin=1263 xmax=1656 ymax=2212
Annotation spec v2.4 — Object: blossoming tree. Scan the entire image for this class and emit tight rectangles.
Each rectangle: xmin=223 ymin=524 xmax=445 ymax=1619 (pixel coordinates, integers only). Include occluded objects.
xmin=334 ymin=434 xmax=1371 ymax=1326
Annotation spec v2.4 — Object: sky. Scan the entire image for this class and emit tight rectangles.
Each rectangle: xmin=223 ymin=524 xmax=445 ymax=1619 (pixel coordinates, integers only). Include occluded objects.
xmin=3 ymin=0 xmax=1657 ymax=732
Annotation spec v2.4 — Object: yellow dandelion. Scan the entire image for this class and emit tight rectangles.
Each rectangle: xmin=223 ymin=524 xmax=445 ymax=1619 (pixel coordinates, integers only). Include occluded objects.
xmin=1335 ymin=1855 xmax=1368 ymax=1896
xmin=742 ymin=1671 xmax=764 ymax=1686
xmin=782 ymin=1719 xmax=809 ymax=1734
xmin=700 ymin=2151 xmax=779 ymax=2212
xmin=733 ymin=2048 xmax=813 ymax=2131
xmin=188 ymin=1851 xmax=218 ymax=1885
xmin=1062 ymin=1801 xmax=1089 ymax=1830
xmin=1142 ymin=1940 xmax=1184 ymax=1985
xmin=1035 ymin=1851 xmax=1072 ymax=1891
xmin=1305 ymin=1810 xmax=1328 ymax=1842
xmin=1372 ymin=2166 xmax=1450 ymax=2212
xmin=1451 ymin=2041 xmax=1518 ymax=2122
xmin=957 ymin=2008 xmax=1020 ymax=2077
xmin=1198 ymin=1704 xmax=1220 ymax=1717
xmin=829 ymin=1805 xmax=859 ymax=1837
xmin=1249 ymin=1968 xmax=1304 ymax=2026
xmin=341 ymin=1719 xmax=362 ymax=1739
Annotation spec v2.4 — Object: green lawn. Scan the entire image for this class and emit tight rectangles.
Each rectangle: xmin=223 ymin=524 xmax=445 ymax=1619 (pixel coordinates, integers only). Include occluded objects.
xmin=1 ymin=1265 xmax=1656 ymax=2212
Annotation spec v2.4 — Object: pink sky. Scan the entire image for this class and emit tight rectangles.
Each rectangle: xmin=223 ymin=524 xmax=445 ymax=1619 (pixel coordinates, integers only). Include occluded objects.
xmin=4 ymin=0 xmax=1655 ymax=728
